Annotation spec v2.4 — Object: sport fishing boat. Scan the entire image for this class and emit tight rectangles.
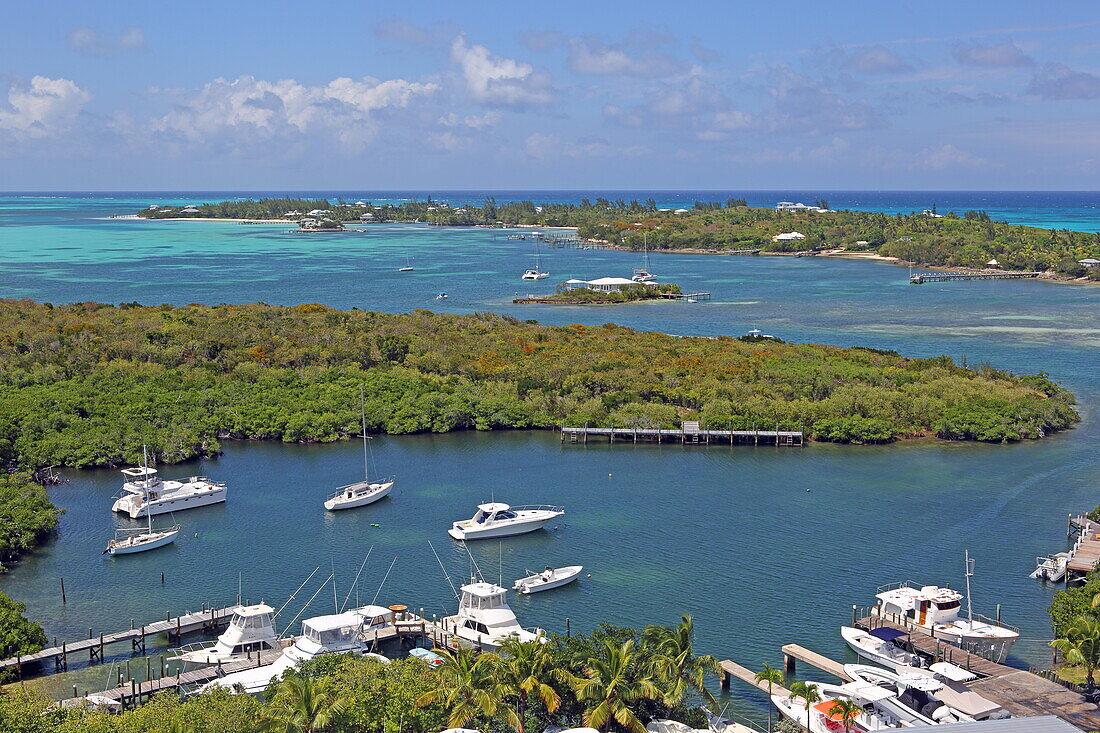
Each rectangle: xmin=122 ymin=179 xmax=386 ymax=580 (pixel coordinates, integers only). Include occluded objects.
xmin=111 ymin=451 xmax=227 ymax=519
xmin=844 ymin=664 xmax=1006 ymax=722
xmin=1030 ymin=552 xmax=1070 ymax=582
xmin=171 ymin=603 xmax=279 ymax=667
xmin=103 ymin=509 xmax=180 ymax=556
xmin=773 ymin=680 xmax=914 ymax=732
xmin=441 ymin=578 xmax=543 ymax=650
xmin=840 ymin=626 xmax=923 ymax=671
xmin=513 ymin=565 xmax=583 ymax=594
xmin=201 ymin=605 xmax=394 ymax=694
xmin=447 ymin=503 xmax=564 ymax=540
xmin=873 ymin=558 xmax=1019 ymax=663
xmin=324 ymin=388 xmax=394 ymax=511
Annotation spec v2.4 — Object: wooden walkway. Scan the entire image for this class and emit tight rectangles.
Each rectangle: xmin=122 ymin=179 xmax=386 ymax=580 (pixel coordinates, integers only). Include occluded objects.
xmin=562 ymin=422 xmax=803 ymax=446
xmin=856 ymin=614 xmax=1100 ymax=730
xmin=781 ymin=643 xmax=852 ymax=680
xmin=909 ymin=271 xmax=1040 ymax=284
xmin=717 ymin=659 xmax=790 ymax=697
xmin=0 ymin=605 xmax=236 ymax=678
xmin=1067 ymin=514 xmax=1100 ymax=579
xmin=658 ymin=291 xmax=712 ymax=300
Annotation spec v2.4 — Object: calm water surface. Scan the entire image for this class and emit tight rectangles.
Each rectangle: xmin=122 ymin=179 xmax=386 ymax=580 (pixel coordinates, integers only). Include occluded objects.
xmin=0 ymin=194 xmax=1098 ymax=713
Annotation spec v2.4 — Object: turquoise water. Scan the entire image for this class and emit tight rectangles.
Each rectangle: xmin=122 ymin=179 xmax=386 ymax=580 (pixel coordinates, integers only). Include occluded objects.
xmin=0 ymin=194 xmax=1098 ymax=714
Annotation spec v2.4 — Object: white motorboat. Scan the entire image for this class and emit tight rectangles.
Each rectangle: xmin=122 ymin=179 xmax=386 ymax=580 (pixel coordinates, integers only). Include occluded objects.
xmin=171 ymin=603 xmax=279 ymax=667
xmin=324 ymin=388 xmax=394 ymax=511
xmin=840 ymin=626 xmax=923 ymax=671
xmin=441 ymin=578 xmax=543 ymax=650
xmin=201 ymin=605 xmax=394 ymax=694
xmin=111 ymin=451 xmax=227 ymax=519
xmin=447 ymin=503 xmax=564 ymax=540
xmin=104 ymin=508 xmax=180 ymax=556
xmin=844 ymin=663 xmax=1006 ymax=722
xmin=873 ymin=553 xmax=1018 ymax=664
xmin=513 ymin=565 xmax=583 ymax=594
xmin=1031 ymin=552 xmax=1070 ymax=582
xmin=773 ymin=680 xmax=915 ymax=732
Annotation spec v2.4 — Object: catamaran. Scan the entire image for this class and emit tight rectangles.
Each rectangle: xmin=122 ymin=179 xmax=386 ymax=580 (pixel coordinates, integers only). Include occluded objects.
xmin=631 ymin=232 xmax=656 ymax=282
xmin=324 ymin=387 xmax=394 ymax=511
xmin=111 ymin=447 xmax=227 ymax=518
xmin=104 ymin=508 xmax=180 ymax=556
xmin=447 ymin=502 xmax=564 ymax=540
xmin=398 ymin=256 xmax=414 ymax=272
xmin=521 ymin=239 xmax=549 ymax=280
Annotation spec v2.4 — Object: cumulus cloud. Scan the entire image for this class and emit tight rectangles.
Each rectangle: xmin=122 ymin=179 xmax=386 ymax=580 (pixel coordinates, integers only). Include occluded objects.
xmin=148 ymin=75 xmax=438 ymax=153
xmin=450 ymin=35 xmax=554 ymax=107
xmin=842 ymin=45 xmax=913 ymax=74
xmin=437 ymin=110 xmax=501 ymax=130
xmin=919 ymin=143 xmax=986 ymax=169
xmin=1027 ymin=63 xmax=1100 ymax=100
xmin=67 ymin=26 xmax=147 ymax=56
xmin=951 ymin=41 xmax=1033 ymax=68
xmin=0 ymin=76 xmax=91 ymax=139
xmin=567 ymin=36 xmax=689 ymax=77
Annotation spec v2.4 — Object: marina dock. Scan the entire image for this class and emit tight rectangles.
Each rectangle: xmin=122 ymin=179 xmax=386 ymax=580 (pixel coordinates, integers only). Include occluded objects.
xmin=658 ymin=291 xmax=712 ymax=300
xmin=1065 ymin=513 xmax=1100 ymax=580
xmin=0 ymin=605 xmax=237 ymax=678
xmin=562 ymin=421 xmax=803 ymax=446
xmin=909 ymin=271 xmax=1040 ymax=284
xmin=718 ymin=659 xmax=790 ymax=697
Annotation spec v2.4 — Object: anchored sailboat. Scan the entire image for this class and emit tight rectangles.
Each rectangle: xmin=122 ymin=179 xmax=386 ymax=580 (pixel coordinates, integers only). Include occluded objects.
xmin=521 ymin=238 xmax=549 ymax=280
xmin=324 ymin=387 xmax=394 ymax=511
xmin=398 ymin=256 xmax=414 ymax=272
xmin=631 ymin=232 xmax=656 ymax=282
xmin=105 ymin=449 xmax=181 ymax=555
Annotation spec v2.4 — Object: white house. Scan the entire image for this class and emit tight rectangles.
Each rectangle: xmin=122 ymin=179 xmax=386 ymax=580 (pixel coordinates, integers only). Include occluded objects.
xmin=359 ymin=213 xmax=375 ymax=221
xmin=1078 ymin=258 xmax=1100 ymax=268
xmin=308 ymin=209 xmax=329 ymax=216
xmin=920 ymin=209 xmax=945 ymax=218
xmin=180 ymin=207 xmax=200 ymax=214
xmin=563 ymin=277 xmax=645 ymax=293
xmin=776 ymin=202 xmax=829 ymax=213
xmin=987 ymin=258 xmax=1001 ymax=268
xmin=773 ymin=232 xmax=806 ymax=242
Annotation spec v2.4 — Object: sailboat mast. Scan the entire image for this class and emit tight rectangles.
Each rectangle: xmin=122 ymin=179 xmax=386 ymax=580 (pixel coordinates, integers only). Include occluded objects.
xmin=360 ymin=385 xmax=369 ymax=482
xmin=964 ymin=550 xmax=974 ymax=623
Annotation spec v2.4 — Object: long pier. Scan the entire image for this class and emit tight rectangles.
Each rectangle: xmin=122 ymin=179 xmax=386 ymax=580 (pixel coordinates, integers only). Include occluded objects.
xmin=1065 ymin=513 xmax=1100 ymax=580
xmin=562 ymin=422 xmax=803 ymax=446
xmin=0 ymin=605 xmax=236 ymax=679
xmin=659 ymin=291 xmax=711 ymax=300
xmin=909 ymin=271 xmax=1040 ymax=284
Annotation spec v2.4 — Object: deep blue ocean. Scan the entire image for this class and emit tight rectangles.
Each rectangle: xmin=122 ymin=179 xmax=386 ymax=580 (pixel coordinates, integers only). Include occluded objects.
xmin=0 ymin=192 xmax=1097 ymax=716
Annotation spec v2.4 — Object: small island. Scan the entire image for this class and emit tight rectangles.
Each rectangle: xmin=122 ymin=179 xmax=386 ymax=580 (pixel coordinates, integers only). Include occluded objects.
xmin=515 ymin=279 xmax=682 ymax=304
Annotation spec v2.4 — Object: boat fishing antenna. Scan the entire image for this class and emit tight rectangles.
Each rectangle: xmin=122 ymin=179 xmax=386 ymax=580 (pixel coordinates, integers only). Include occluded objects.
xmin=428 ymin=540 xmax=458 ymax=598
xmin=341 ymin=546 xmax=374 ymax=612
xmin=273 ymin=566 xmax=320 ymax=620
xmin=279 ymin=572 xmax=334 ymax=639
xmin=462 ymin=540 xmax=484 ymax=582
xmin=369 ymin=556 xmax=399 ymax=608
xmin=964 ymin=549 xmax=975 ymax=623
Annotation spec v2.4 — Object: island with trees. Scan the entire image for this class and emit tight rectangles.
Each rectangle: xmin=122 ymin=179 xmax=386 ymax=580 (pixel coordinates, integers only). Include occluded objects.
xmin=515 ymin=282 xmax=683 ymax=304
xmin=136 ymin=197 xmax=1100 ymax=279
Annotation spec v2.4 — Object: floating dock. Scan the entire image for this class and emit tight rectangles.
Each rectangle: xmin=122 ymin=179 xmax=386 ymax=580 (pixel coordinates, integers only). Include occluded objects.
xmin=0 ymin=605 xmax=237 ymax=679
xmin=909 ymin=271 xmax=1040 ymax=284
xmin=562 ymin=421 xmax=803 ymax=446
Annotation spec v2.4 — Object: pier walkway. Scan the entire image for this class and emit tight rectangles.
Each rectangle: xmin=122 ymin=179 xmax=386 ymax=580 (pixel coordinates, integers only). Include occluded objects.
xmin=562 ymin=422 xmax=803 ymax=446
xmin=1065 ymin=513 xmax=1100 ymax=580
xmin=909 ymin=271 xmax=1040 ymax=284
xmin=717 ymin=659 xmax=790 ymax=697
xmin=0 ymin=605 xmax=236 ymax=679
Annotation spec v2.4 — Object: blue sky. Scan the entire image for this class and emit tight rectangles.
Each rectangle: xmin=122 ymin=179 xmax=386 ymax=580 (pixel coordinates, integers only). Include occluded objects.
xmin=1 ymin=0 xmax=1099 ymax=190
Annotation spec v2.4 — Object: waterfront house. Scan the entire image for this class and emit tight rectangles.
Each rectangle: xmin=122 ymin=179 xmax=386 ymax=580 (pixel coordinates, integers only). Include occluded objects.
xmin=307 ymin=209 xmax=329 ymax=216
xmin=987 ymin=258 xmax=1001 ymax=268
xmin=776 ymin=201 xmax=829 ymax=213
xmin=920 ymin=209 xmax=945 ymax=218
xmin=773 ymin=232 xmax=807 ymax=242
xmin=359 ymin=213 xmax=375 ymax=221
xmin=562 ymin=277 xmax=646 ymax=293
xmin=1079 ymin=258 xmax=1100 ymax=268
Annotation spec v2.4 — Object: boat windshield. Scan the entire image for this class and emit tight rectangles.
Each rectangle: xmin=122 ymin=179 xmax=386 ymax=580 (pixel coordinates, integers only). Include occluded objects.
xmin=494 ymin=510 xmax=516 ymax=520
xmin=304 ymin=624 xmax=357 ymax=645
xmin=461 ymin=592 xmax=506 ymax=611
xmin=231 ymin=613 xmax=273 ymax=630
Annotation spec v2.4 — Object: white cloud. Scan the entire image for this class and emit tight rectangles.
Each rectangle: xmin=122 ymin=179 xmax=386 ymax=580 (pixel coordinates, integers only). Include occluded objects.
xmin=842 ymin=45 xmax=913 ymax=74
xmin=67 ymin=26 xmax=147 ymax=56
xmin=919 ymin=143 xmax=986 ymax=169
xmin=951 ymin=41 xmax=1033 ymax=68
xmin=567 ymin=37 xmax=688 ymax=77
xmin=0 ymin=76 xmax=91 ymax=139
xmin=148 ymin=75 xmax=438 ymax=153
xmin=450 ymin=35 xmax=555 ymax=107
xmin=437 ymin=110 xmax=501 ymax=130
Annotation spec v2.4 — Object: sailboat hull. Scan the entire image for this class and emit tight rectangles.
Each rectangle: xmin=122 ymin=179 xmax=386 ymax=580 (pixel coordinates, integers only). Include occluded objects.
xmin=107 ymin=528 xmax=180 ymax=555
xmin=324 ymin=481 xmax=394 ymax=511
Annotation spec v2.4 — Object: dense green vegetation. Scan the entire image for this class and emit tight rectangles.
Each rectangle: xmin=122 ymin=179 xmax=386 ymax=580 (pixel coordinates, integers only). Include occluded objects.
xmin=0 ymin=299 xmax=1077 ymax=473
xmin=0 ymin=473 xmax=61 ymax=565
xmin=139 ymin=197 xmax=1100 ymax=276
xmin=0 ymin=590 xmax=47 ymax=660
xmin=530 ymin=283 xmax=682 ymax=303
xmin=0 ymin=618 xmax=721 ymax=732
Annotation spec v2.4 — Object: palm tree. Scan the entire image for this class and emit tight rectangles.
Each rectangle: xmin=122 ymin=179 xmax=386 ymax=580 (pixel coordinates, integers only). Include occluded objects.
xmin=641 ymin=614 xmax=721 ymax=707
xmin=827 ymin=698 xmax=862 ymax=733
xmin=566 ymin=639 xmax=662 ymax=733
xmin=789 ymin=681 xmax=822 ymax=732
xmin=258 ymin=675 xmax=349 ymax=733
xmin=754 ymin=663 xmax=784 ymax=731
xmin=415 ymin=646 xmax=519 ymax=730
xmin=1052 ymin=614 xmax=1100 ymax=689
xmin=496 ymin=637 xmax=562 ymax=731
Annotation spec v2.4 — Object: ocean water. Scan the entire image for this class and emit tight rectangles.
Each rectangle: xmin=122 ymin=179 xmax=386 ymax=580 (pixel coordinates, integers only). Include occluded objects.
xmin=0 ymin=193 xmax=1098 ymax=715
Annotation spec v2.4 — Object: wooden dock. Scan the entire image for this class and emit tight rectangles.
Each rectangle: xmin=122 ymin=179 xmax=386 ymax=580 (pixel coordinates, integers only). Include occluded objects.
xmin=717 ymin=659 xmax=790 ymax=697
xmin=0 ymin=605 xmax=236 ymax=679
xmin=658 ymin=291 xmax=712 ymax=300
xmin=781 ymin=643 xmax=852 ymax=681
xmin=856 ymin=613 xmax=1100 ymax=729
xmin=1065 ymin=513 xmax=1100 ymax=580
xmin=562 ymin=421 xmax=803 ymax=446
xmin=909 ymin=271 xmax=1040 ymax=284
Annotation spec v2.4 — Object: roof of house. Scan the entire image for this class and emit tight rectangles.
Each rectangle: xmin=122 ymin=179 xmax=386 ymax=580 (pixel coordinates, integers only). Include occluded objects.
xmin=587 ymin=277 xmax=638 ymax=286
xmin=1078 ymin=258 xmax=1100 ymax=264
xmin=926 ymin=716 xmax=1082 ymax=733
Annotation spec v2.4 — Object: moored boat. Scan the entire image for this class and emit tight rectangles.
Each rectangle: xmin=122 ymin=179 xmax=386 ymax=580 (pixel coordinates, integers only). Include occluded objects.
xmin=844 ymin=663 xmax=1006 ymax=722
xmin=840 ymin=625 xmax=923 ymax=671
xmin=773 ymin=680 xmax=913 ymax=732
xmin=171 ymin=603 xmax=279 ymax=667
xmin=447 ymin=503 xmax=564 ymax=540
xmin=104 ymin=504 xmax=180 ymax=556
xmin=111 ymin=459 xmax=227 ymax=519
xmin=440 ymin=578 xmax=543 ymax=650
xmin=513 ymin=565 xmax=583 ymax=594
xmin=1030 ymin=552 xmax=1070 ymax=582
xmin=324 ymin=387 xmax=395 ymax=511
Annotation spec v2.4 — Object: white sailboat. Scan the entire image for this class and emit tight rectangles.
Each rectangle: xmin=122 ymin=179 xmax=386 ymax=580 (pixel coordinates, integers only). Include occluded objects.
xmin=399 ymin=256 xmax=414 ymax=272
xmin=324 ymin=387 xmax=394 ymax=511
xmin=104 ymin=506 xmax=180 ymax=555
xmin=631 ymin=233 xmax=656 ymax=282
xmin=521 ymin=239 xmax=549 ymax=280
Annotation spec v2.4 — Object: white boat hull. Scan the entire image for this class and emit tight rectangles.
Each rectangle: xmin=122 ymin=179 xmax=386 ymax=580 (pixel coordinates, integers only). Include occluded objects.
xmin=448 ymin=515 xmax=557 ymax=540
xmin=922 ymin=627 xmax=1016 ymax=664
xmin=112 ymin=486 xmax=227 ymax=519
xmin=514 ymin=565 xmax=583 ymax=594
xmin=840 ymin=626 xmax=922 ymax=671
xmin=106 ymin=528 xmax=180 ymax=555
xmin=324 ymin=481 xmax=394 ymax=511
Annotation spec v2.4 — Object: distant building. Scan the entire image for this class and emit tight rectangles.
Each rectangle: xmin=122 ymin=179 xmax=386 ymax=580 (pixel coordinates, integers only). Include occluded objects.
xmin=776 ymin=202 xmax=829 ymax=213
xmin=180 ymin=207 xmax=200 ymax=214
xmin=1079 ymin=258 xmax=1100 ymax=268
xmin=773 ymin=232 xmax=807 ymax=242
xmin=987 ymin=258 xmax=1001 ymax=268
xmin=674 ymin=209 xmax=690 ymax=214
xmin=563 ymin=277 xmax=647 ymax=293
xmin=307 ymin=209 xmax=329 ymax=216
xmin=359 ymin=213 xmax=375 ymax=221
xmin=920 ymin=209 xmax=945 ymax=218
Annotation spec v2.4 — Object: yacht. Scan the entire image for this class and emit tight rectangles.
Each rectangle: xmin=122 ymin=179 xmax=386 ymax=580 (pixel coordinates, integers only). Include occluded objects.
xmin=630 ymin=233 xmax=657 ymax=283
xmin=873 ymin=564 xmax=1018 ymax=664
xmin=840 ymin=626 xmax=923 ymax=671
xmin=773 ymin=680 xmax=916 ymax=732
xmin=111 ymin=466 xmax=227 ymax=519
xmin=447 ymin=503 xmax=564 ymax=540
xmin=324 ymin=388 xmax=394 ymax=511
xmin=399 ymin=256 xmax=414 ymax=272
xmin=172 ymin=603 xmax=279 ymax=667
xmin=844 ymin=664 xmax=1006 ymax=722
xmin=104 ymin=510 xmax=180 ymax=556
xmin=521 ymin=240 xmax=549 ymax=280
xmin=201 ymin=605 xmax=394 ymax=694
xmin=441 ymin=578 xmax=543 ymax=650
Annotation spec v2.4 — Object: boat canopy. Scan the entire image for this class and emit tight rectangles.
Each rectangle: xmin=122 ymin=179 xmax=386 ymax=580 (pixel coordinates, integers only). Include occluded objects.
xmin=869 ymin=627 xmax=908 ymax=641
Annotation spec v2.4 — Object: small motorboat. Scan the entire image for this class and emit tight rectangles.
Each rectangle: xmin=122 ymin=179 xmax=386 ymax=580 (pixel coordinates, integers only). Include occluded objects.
xmin=447 ymin=502 xmax=564 ymax=540
xmin=436 ymin=292 xmax=448 ymax=299
xmin=409 ymin=647 xmax=445 ymax=668
xmin=840 ymin=625 xmax=923 ymax=671
xmin=844 ymin=663 xmax=1006 ymax=721
xmin=1031 ymin=552 xmax=1070 ymax=581
xmin=773 ymin=680 xmax=913 ymax=732
xmin=104 ymin=509 xmax=180 ymax=556
xmin=513 ymin=565 xmax=583 ymax=594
